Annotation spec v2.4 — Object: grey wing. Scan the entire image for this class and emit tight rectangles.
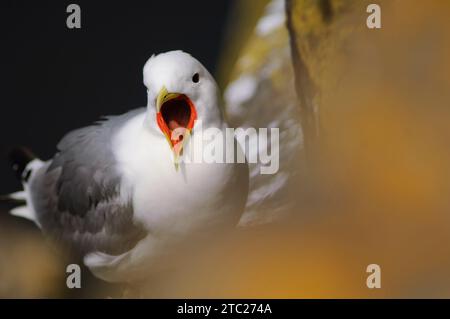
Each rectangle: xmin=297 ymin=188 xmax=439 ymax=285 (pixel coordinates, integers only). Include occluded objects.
xmin=30 ymin=108 xmax=147 ymax=256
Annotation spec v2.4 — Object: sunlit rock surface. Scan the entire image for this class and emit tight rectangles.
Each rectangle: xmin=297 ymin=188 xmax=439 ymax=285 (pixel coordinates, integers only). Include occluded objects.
xmin=224 ymin=0 xmax=303 ymax=226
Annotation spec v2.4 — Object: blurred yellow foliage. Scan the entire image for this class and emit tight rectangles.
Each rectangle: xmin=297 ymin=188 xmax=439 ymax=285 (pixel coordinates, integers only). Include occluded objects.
xmin=0 ymin=224 xmax=63 ymax=298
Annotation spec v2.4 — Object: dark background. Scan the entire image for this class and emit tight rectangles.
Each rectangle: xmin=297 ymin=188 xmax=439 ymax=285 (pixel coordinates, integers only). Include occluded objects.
xmin=0 ymin=0 xmax=233 ymax=194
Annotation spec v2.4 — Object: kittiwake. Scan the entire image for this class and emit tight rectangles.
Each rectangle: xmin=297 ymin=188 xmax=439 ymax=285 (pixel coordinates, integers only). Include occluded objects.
xmin=4 ymin=50 xmax=249 ymax=282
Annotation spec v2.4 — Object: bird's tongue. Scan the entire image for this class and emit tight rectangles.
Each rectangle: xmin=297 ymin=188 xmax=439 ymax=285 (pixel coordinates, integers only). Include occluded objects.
xmin=168 ymin=120 xmax=186 ymax=146
xmin=168 ymin=119 xmax=182 ymax=131
xmin=156 ymin=94 xmax=198 ymax=151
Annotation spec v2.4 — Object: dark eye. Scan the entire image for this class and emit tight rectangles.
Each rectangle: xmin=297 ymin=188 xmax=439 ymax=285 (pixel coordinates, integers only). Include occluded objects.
xmin=192 ymin=73 xmax=200 ymax=83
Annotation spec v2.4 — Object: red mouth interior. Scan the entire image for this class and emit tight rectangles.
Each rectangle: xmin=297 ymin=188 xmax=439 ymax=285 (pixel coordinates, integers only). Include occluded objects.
xmin=157 ymin=95 xmax=197 ymax=147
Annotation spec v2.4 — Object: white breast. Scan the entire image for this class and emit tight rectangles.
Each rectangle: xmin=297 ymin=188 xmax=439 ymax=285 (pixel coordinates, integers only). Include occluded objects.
xmin=112 ymin=112 xmax=249 ymax=239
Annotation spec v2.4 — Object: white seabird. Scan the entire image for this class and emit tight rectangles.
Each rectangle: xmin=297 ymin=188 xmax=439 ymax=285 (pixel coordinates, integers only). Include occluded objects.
xmin=6 ymin=51 xmax=249 ymax=282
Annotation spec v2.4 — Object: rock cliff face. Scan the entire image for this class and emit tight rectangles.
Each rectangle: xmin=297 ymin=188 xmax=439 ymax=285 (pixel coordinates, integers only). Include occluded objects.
xmin=221 ymin=0 xmax=374 ymax=226
xmin=201 ymin=0 xmax=450 ymax=297
xmin=223 ymin=0 xmax=303 ymax=226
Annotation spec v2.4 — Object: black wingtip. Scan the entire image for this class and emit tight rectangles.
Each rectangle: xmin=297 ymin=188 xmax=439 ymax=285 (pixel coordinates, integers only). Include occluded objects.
xmin=8 ymin=146 xmax=36 ymax=182
xmin=0 ymin=194 xmax=26 ymax=210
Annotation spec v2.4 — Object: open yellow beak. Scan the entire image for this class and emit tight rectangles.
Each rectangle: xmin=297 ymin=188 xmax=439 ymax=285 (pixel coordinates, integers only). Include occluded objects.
xmin=156 ymin=86 xmax=180 ymax=113
xmin=155 ymin=86 xmax=198 ymax=168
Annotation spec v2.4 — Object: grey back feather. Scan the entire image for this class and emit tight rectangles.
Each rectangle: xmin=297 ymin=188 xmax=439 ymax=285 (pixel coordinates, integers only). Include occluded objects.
xmin=48 ymin=108 xmax=144 ymax=216
xmin=32 ymin=108 xmax=147 ymax=256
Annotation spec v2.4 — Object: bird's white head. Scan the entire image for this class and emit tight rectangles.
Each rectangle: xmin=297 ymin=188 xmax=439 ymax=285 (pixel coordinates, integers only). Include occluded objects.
xmin=143 ymin=51 xmax=223 ymax=156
